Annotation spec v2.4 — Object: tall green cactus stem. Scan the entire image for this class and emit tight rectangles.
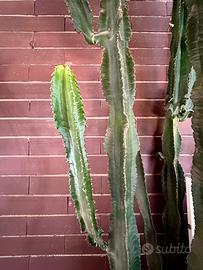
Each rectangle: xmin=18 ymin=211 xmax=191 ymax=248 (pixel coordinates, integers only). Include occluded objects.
xmin=58 ymin=1 xmax=162 ymax=269
xmin=186 ymin=1 xmax=203 ymax=269
xmin=161 ymin=1 xmax=195 ymax=269
xmin=51 ymin=65 xmax=106 ymax=250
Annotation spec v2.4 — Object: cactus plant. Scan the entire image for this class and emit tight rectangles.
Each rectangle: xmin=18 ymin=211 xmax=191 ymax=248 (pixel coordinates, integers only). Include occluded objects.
xmin=160 ymin=1 xmax=195 ymax=268
xmin=186 ymin=0 xmax=203 ymax=269
xmin=51 ymin=0 xmax=162 ymax=269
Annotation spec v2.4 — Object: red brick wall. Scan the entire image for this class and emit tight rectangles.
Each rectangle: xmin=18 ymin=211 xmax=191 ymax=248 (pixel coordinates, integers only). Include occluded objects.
xmin=0 ymin=0 xmax=193 ymax=270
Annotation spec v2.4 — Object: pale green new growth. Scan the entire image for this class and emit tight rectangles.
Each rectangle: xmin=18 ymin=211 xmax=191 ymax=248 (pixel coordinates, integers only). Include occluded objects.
xmin=51 ymin=65 xmax=106 ymax=250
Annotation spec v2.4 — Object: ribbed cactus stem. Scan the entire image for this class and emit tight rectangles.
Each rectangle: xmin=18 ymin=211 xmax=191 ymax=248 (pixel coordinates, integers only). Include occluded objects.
xmin=51 ymin=65 xmax=106 ymax=250
xmin=161 ymin=1 xmax=195 ymax=268
xmin=59 ymin=0 xmax=162 ymax=269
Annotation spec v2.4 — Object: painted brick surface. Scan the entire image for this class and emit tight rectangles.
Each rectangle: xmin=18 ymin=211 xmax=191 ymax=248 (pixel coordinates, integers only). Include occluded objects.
xmin=0 ymin=1 xmax=192 ymax=270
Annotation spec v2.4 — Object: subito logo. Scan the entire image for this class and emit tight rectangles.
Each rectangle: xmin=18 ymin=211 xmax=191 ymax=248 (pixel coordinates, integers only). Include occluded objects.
xmin=142 ymin=243 xmax=154 ymax=255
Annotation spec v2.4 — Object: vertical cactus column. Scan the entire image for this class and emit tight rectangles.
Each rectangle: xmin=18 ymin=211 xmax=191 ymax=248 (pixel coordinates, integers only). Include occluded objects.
xmin=186 ymin=0 xmax=203 ymax=269
xmin=161 ymin=0 xmax=195 ymax=269
xmin=51 ymin=0 xmax=162 ymax=269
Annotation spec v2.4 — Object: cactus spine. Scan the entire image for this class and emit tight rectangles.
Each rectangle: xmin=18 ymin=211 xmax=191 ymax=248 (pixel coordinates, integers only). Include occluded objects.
xmin=51 ymin=1 xmax=162 ymax=269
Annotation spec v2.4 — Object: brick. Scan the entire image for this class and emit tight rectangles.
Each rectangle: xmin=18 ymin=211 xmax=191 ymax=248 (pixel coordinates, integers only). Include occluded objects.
xmin=130 ymin=33 xmax=170 ymax=49
xmin=29 ymin=138 xmax=64 ymax=155
xmin=128 ymin=1 xmax=166 ymax=16
xmin=35 ymin=0 xmax=67 ymax=15
xmin=142 ymin=155 xmax=164 ymax=174
xmin=0 ymin=155 xmax=107 ymax=175
xmin=79 ymin=82 xmax=103 ymax=99
xmin=181 ymin=136 xmax=195 ymax=154
xmin=0 ymin=156 xmax=67 ymax=175
xmin=65 ymin=235 xmax=103 ymax=254
xmin=137 ymin=65 xmax=167 ymax=81
xmin=136 ymin=82 xmax=167 ymax=99
xmin=137 ymin=118 xmax=164 ymax=136
xmin=0 ymin=176 xmax=29 ymax=195
xmin=0 ymin=82 xmax=50 ymax=99
xmin=180 ymin=156 xmax=192 ymax=174
xmin=166 ymin=2 xmax=173 ymax=16
xmin=0 ymin=101 xmax=29 ymax=117
xmin=0 ymin=16 xmax=64 ymax=31
xmin=29 ymin=256 xmax=106 ymax=270
xmin=0 ymin=1 xmax=34 ymax=15
xmin=0 ymin=138 xmax=28 ymax=155
xmin=72 ymin=66 xmax=100 ymax=81
xmin=0 ymin=197 xmax=68 ymax=215
xmin=0 ymin=257 xmax=29 ymax=270
xmin=0 ymin=217 xmax=27 ymax=236
xmin=29 ymin=100 xmax=52 ymax=118
xmin=0 ymin=65 xmax=28 ymax=81
xmin=65 ymin=49 xmax=102 ymax=64
xmin=27 ymin=215 xmax=80 ymax=235
xmin=139 ymin=136 xmax=162 ymax=155
xmin=179 ymin=119 xmax=193 ymax=135
xmin=0 ymin=49 xmax=64 ymax=65
xmin=132 ymin=48 xmax=169 ymax=65
xmin=29 ymin=176 xmax=68 ymax=194
xmin=35 ymin=0 xmax=100 ymax=15
xmin=131 ymin=17 xmax=170 ymax=32
xmin=0 ymin=119 xmax=57 ymax=136
xmin=134 ymin=100 xmax=165 ymax=117
xmin=85 ymin=119 xmax=107 ymax=136
xmin=146 ymin=175 xmax=162 ymax=194
xmin=34 ymin=32 xmax=89 ymax=48
xmin=0 ymin=236 xmax=65 ymax=255
xmin=0 ymin=32 xmax=33 ymax=48
xmin=91 ymin=176 xmax=103 ymax=194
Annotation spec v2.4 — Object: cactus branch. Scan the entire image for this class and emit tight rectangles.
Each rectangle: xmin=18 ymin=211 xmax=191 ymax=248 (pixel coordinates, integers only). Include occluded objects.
xmin=64 ymin=0 xmax=94 ymax=44
xmin=51 ymin=65 xmax=106 ymax=250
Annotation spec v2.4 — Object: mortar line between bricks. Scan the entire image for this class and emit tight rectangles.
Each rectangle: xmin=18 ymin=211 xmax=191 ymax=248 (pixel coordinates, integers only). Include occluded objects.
xmin=0 ymin=191 xmax=164 ymax=197
xmin=0 ymin=80 xmax=169 ymax=83
xmin=20 ymin=46 xmax=170 ymax=49
xmin=0 ymin=254 xmax=107 ymax=258
xmin=0 ymin=153 xmax=188 ymax=157
xmin=0 ymin=98 xmax=165 ymax=101
xmin=0 ymin=116 xmax=165 ymax=119
xmin=0 ymin=31 xmax=171 ymax=34
xmin=0 ymin=14 xmax=171 ymax=18
xmin=0 ymin=173 xmax=165 ymax=177
xmin=0 ymin=213 xmax=162 ymax=218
